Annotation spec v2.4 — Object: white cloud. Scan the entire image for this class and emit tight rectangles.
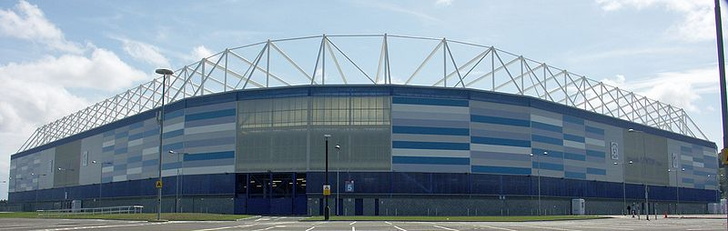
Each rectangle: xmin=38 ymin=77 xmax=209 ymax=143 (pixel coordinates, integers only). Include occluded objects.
xmin=435 ymin=0 xmax=453 ymax=7
xmin=191 ymin=45 xmax=214 ymax=60
xmin=0 ymin=1 xmax=152 ymax=200
xmin=120 ymin=38 xmax=171 ymax=68
xmin=595 ymin=0 xmax=715 ymax=42
xmin=0 ymin=49 xmax=147 ymax=91
xmin=0 ymin=0 xmax=84 ymax=53
xmin=601 ymin=67 xmax=718 ymax=112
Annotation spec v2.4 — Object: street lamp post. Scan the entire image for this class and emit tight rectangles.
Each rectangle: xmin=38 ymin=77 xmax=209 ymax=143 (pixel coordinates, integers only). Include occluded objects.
xmin=155 ymin=68 xmax=173 ymax=221
xmin=628 ymin=128 xmax=649 ymax=221
xmin=614 ymin=161 xmax=629 ymax=215
xmin=169 ymin=150 xmax=187 ymax=213
xmin=335 ymin=144 xmax=341 ymax=216
xmin=668 ymin=167 xmax=685 ymax=214
xmin=92 ymin=161 xmax=112 ymax=203
xmin=324 ymin=134 xmax=331 ymax=221
xmin=57 ymin=167 xmax=74 ymax=210
xmin=530 ymin=151 xmax=547 ymax=215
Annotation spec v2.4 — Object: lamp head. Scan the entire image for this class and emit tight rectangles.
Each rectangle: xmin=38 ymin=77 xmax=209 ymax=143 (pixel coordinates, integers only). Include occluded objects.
xmin=155 ymin=68 xmax=174 ymax=75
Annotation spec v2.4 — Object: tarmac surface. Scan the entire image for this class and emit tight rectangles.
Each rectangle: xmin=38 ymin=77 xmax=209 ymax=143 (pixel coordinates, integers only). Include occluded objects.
xmin=1 ymin=215 xmax=728 ymax=231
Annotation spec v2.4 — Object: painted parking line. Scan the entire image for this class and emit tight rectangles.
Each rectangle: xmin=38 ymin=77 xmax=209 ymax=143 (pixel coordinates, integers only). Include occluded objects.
xmin=32 ymin=222 xmax=161 ymax=231
xmin=476 ymin=225 xmax=518 ymax=231
xmin=350 ymin=221 xmax=357 ymax=225
xmin=392 ymin=225 xmax=408 ymax=231
xmin=305 ymin=226 xmax=316 ymax=231
xmin=433 ymin=225 xmax=459 ymax=231
xmin=193 ymin=224 xmax=255 ymax=231
xmin=518 ymin=225 xmax=581 ymax=231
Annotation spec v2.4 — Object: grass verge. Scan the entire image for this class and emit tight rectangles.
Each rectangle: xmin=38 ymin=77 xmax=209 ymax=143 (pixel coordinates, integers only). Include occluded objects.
xmin=303 ymin=215 xmax=607 ymax=222
xmin=0 ymin=212 xmax=253 ymax=221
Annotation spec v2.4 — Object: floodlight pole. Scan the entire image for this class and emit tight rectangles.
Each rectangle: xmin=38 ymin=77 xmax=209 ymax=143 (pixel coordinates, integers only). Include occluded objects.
xmin=715 ymin=1 xmax=728 ymax=229
xmin=324 ymin=134 xmax=331 ymax=221
xmin=155 ymin=68 xmax=173 ymax=221
xmin=335 ymin=144 xmax=341 ymax=216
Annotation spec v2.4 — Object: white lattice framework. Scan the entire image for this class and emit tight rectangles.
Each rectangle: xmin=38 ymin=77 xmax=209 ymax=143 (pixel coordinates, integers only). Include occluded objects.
xmin=17 ymin=34 xmax=709 ymax=153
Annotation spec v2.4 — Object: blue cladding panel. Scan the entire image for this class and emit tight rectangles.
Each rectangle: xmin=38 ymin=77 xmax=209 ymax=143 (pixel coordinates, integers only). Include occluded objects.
xmin=587 ymin=168 xmax=607 ymax=175
xmin=393 ymin=97 xmax=468 ymax=107
xmin=533 ymin=162 xmax=564 ymax=171
xmin=564 ymin=152 xmax=586 ymax=161
xmin=565 ymin=172 xmax=587 ymax=179
xmin=102 ymin=146 xmax=113 ymax=152
xmin=185 ymin=109 xmax=236 ymax=121
xmin=165 ymin=109 xmax=185 ymax=119
xmin=532 ymin=122 xmax=563 ymax=133
xmin=563 ymin=116 xmax=584 ymax=125
xmin=392 ymin=156 xmax=470 ymax=165
xmin=393 ymin=126 xmax=469 ymax=136
xmin=563 ymin=134 xmax=585 ymax=142
xmin=114 ymin=147 xmax=127 ymax=154
xmin=114 ymin=131 xmax=128 ymax=139
xmin=532 ymin=135 xmax=563 ymax=145
xmin=586 ymin=150 xmax=605 ymax=158
xmin=471 ymin=115 xmax=530 ymax=127
xmin=585 ymin=126 xmax=604 ymax=135
xmin=471 ymin=136 xmax=530 ymax=147
xmin=162 ymin=142 xmax=184 ymax=152
xmin=162 ymin=129 xmax=184 ymax=139
xmin=472 ymin=166 xmax=531 ymax=175
xmin=128 ymin=155 xmax=142 ymax=163
xmin=185 ymin=151 xmax=235 ymax=161
xmin=392 ymin=141 xmax=470 ymax=150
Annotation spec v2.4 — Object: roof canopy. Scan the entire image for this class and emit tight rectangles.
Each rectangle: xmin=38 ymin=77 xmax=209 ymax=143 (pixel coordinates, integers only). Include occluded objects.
xmin=17 ymin=34 xmax=708 ymax=153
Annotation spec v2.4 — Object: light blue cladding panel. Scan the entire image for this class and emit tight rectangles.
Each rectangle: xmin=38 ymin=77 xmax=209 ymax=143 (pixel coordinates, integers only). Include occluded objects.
xmin=469 ymin=101 xmax=532 ymax=175
xmin=392 ymin=97 xmax=470 ymax=172
xmin=667 ymin=140 xmax=719 ymax=190
xmin=177 ymin=101 xmax=237 ymax=176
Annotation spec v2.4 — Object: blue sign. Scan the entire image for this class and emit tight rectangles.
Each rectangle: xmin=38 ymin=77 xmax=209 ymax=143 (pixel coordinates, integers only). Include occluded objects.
xmin=345 ymin=180 xmax=354 ymax=192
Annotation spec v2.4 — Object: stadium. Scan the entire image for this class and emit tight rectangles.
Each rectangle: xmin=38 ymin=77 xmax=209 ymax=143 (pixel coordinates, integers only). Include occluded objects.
xmin=8 ymin=34 xmax=719 ymax=216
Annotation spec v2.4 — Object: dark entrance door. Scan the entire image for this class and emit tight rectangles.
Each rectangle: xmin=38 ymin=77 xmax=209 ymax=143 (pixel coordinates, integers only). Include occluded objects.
xmin=355 ymin=198 xmax=364 ymax=215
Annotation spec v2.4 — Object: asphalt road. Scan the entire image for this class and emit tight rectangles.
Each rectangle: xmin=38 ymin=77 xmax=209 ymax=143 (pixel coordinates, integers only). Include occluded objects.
xmin=1 ymin=216 xmax=727 ymax=231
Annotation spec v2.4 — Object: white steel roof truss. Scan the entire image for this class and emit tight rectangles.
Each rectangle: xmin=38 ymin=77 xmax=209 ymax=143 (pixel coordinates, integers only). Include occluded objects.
xmin=15 ymin=34 xmax=710 ymax=153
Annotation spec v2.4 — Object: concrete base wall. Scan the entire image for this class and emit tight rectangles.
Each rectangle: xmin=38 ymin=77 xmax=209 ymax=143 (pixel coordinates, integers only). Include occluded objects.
xmin=307 ymin=195 xmax=712 ymax=216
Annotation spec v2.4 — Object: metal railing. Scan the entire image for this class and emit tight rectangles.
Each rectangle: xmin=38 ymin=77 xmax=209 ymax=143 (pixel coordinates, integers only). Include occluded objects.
xmin=37 ymin=205 xmax=143 ymax=216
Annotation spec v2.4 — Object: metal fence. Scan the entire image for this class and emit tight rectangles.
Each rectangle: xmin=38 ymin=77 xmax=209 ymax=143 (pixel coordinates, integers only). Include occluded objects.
xmin=37 ymin=205 xmax=143 ymax=217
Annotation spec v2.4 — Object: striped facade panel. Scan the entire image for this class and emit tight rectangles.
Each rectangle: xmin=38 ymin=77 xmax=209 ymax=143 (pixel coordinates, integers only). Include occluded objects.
xmin=175 ymin=102 xmax=237 ymax=176
xmin=530 ymin=110 xmax=566 ymax=178
xmin=99 ymin=115 xmax=161 ymax=183
xmin=469 ymin=101 xmax=531 ymax=175
xmin=667 ymin=140 xmax=719 ymax=190
xmin=392 ymin=97 xmax=470 ymax=172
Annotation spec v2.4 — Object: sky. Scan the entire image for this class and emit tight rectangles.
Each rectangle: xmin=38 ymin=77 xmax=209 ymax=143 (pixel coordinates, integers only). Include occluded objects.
xmin=0 ymin=0 xmax=726 ymax=200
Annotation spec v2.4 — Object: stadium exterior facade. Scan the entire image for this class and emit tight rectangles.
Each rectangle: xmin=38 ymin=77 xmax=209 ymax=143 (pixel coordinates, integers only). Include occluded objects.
xmin=8 ymin=35 xmax=719 ymax=216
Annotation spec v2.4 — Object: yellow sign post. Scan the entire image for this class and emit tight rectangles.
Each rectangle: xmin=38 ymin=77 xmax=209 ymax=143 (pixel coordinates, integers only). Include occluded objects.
xmin=156 ymin=180 xmax=163 ymax=189
xmin=323 ymin=185 xmax=331 ymax=196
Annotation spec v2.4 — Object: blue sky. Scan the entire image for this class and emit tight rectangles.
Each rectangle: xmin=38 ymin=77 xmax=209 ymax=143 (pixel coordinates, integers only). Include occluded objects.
xmin=0 ymin=0 xmax=725 ymax=200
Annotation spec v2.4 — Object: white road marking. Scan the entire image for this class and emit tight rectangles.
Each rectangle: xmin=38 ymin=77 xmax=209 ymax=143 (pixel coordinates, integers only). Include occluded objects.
xmin=350 ymin=221 xmax=357 ymax=225
xmin=305 ymin=226 xmax=316 ymax=231
xmin=31 ymin=222 xmax=160 ymax=231
xmin=251 ymin=226 xmax=277 ymax=231
xmin=519 ymin=225 xmax=581 ymax=231
xmin=193 ymin=224 xmax=255 ymax=231
xmin=433 ymin=225 xmax=459 ymax=231
xmin=393 ymin=225 xmax=408 ymax=231
xmin=352 ymin=226 xmax=356 ymax=231
xmin=477 ymin=225 xmax=518 ymax=231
